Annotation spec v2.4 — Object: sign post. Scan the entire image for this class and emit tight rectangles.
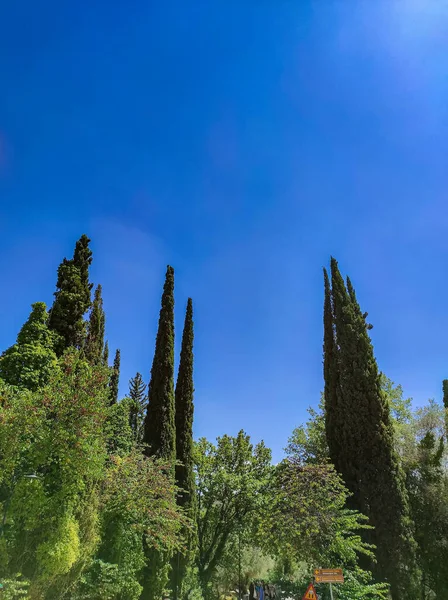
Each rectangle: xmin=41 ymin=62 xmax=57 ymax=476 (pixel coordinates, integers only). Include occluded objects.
xmin=329 ymin=583 xmax=334 ymax=600
xmin=313 ymin=569 xmax=343 ymax=598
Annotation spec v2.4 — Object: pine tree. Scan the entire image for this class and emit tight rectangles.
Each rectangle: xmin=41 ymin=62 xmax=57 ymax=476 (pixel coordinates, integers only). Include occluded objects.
xmin=128 ymin=372 xmax=147 ymax=441
xmin=143 ymin=266 xmax=176 ymax=463
xmin=48 ymin=234 xmax=93 ymax=354
xmin=172 ymin=299 xmax=197 ymax=599
xmin=84 ymin=284 xmax=106 ymax=365
xmin=324 ymin=258 xmax=418 ymax=600
xmin=109 ymin=349 xmax=120 ymax=405
xmin=0 ymin=302 xmax=59 ymax=390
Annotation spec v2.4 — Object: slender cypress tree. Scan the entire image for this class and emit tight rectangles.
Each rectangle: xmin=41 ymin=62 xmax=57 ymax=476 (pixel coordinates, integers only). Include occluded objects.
xmin=443 ymin=380 xmax=448 ymax=436
xmin=324 ymin=258 xmax=418 ymax=599
xmin=84 ymin=284 xmax=106 ymax=365
xmin=141 ymin=267 xmax=176 ymax=600
xmin=143 ymin=266 xmax=176 ymax=463
xmin=103 ymin=340 xmax=109 ymax=366
xmin=172 ymin=299 xmax=197 ymax=598
xmin=48 ymin=234 xmax=93 ymax=354
xmin=128 ymin=372 xmax=147 ymax=441
xmin=175 ymin=298 xmax=195 ymax=508
xmin=109 ymin=349 xmax=120 ymax=405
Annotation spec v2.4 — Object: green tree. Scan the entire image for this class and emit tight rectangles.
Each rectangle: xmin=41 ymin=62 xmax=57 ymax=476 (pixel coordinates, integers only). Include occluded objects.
xmin=0 ymin=302 xmax=59 ymax=391
xmin=128 ymin=373 xmax=147 ymax=442
xmin=103 ymin=341 xmax=109 ymax=366
xmin=141 ymin=267 xmax=176 ymax=600
xmin=195 ymin=431 xmax=271 ymax=597
xmin=172 ymin=299 xmax=197 ymax=600
xmin=143 ymin=266 xmax=176 ymax=463
xmin=48 ymin=234 xmax=93 ymax=354
xmin=85 ymin=284 xmax=106 ymax=365
xmin=285 ymin=394 xmax=328 ymax=466
xmin=443 ymin=380 xmax=448 ymax=436
xmin=324 ymin=258 xmax=418 ymax=599
xmin=260 ymin=459 xmax=390 ymax=600
xmin=109 ymin=349 xmax=120 ymax=405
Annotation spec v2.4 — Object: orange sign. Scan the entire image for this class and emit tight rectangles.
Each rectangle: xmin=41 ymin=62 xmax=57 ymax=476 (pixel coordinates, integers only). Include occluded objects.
xmin=314 ymin=569 xmax=344 ymax=583
xmin=302 ymin=583 xmax=317 ymax=600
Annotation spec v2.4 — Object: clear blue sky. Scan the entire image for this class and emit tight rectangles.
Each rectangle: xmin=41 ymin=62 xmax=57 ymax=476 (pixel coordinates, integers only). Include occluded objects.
xmin=1 ymin=1 xmax=447 ymax=460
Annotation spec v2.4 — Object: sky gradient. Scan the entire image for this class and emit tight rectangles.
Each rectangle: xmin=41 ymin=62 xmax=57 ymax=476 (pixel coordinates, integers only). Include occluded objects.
xmin=1 ymin=0 xmax=448 ymax=460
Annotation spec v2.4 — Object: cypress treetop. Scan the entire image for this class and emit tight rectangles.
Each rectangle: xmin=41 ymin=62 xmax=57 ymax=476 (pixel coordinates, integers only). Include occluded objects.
xmin=103 ymin=340 xmax=109 ymax=366
xmin=128 ymin=372 xmax=147 ymax=441
xmin=48 ymin=234 xmax=93 ymax=354
xmin=143 ymin=266 xmax=176 ymax=464
xmin=109 ymin=349 xmax=121 ymax=405
xmin=85 ymin=284 xmax=106 ymax=365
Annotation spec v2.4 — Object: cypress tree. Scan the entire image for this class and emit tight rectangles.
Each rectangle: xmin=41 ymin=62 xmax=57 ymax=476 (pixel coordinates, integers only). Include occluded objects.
xmin=324 ymin=258 xmax=418 ymax=599
xmin=128 ymin=372 xmax=147 ymax=441
xmin=48 ymin=234 xmax=93 ymax=354
xmin=85 ymin=284 xmax=106 ymax=365
xmin=443 ymin=380 xmax=448 ymax=435
xmin=103 ymin=340 xmax=109 ymax=366
xmin=172 ymin=299 xmax=197 ymax=598
xmin=143 ymin=266 xmax=176 ymax=463
xmin=109 ymin=349 xmax=120 ymax=405
xmin=141 ymin=266 xmax=176 ymax=600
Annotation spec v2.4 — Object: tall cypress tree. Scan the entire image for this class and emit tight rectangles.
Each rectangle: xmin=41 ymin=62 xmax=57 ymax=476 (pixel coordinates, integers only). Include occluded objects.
xmin=141 ymin=266 xmax=176 ymax=600
xmin=103 ymin=340 xmax=109 ymax=366
xmin=128 ymin=372 xmax=147 ymax=441
xmin=85 ymin=284 xmax=106 ymax=365
xmin=48 ymin=234 xmax=93 ymax=354
xmin=443 ymin=380 xmax=448 ymax=436
xmin=172 ymin=299 xmax=197 ymax=598
xmin=143 ymin=266 xmax=176 ymax=463
xmin=324 ymin=258 xmax=418 ymax=600
xmin=109 ymin=349 xmax=120 ymax=405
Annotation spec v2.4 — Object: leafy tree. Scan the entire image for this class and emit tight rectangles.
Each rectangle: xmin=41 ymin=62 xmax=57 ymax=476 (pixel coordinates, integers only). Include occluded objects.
xmin=0 ymin=302 xmax=59 ymax=391
xmin=324 ymin=258 xmax=418 ymax=599
xmin=85 ymin=284 xmax=106 ymax=365
xmin=48 ymin=234 xmax=93 ymax=354
xmin=194 ymin=431 xmax=271 ymax=597
xmin=109 ymin=349 xmax=120 ymax=405
xmin=128 ymin=373 xmax=147 ymax=442
xmin=443 ymin=379 xmax=448 ymax=436
xmin=259 ymin=459 xmax=390 ymax=600
xmin=285 ymin=394 xmax=328 ymax=465
xmin=143 ymin=266 xmax=176 ymax=463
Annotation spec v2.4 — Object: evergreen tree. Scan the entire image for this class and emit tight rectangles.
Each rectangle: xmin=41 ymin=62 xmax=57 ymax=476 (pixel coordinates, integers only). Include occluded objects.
xmin=324 ymin=258 xmax=418 ymax=600
xmin=0 ymin=302 xmax=59 ymax=391
xmin=103 ymin=340 xmax=109 ymax=366
xmin=85 ymin=284 xmax=106 ymax=365
xmin=172 ymin=299 xmax=196 ymax=599
xmin=128 ymin=372 xmax=147 ymax=441
xmin=48 ymin=234 xmax=93 ymax=354
xmin=109 ymin=349 xmax=120 ymax=405
xmin=443 ymin=379 xmax=448 ymax=435
xmin=141 ymin=266 xmax=176 ymax=600
xmin=143 ymin=266 xmax=176 ymax=463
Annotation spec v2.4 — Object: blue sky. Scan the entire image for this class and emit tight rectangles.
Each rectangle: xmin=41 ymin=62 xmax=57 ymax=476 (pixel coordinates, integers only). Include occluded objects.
xmin=0 ymin=1 xmax=447 ymax=460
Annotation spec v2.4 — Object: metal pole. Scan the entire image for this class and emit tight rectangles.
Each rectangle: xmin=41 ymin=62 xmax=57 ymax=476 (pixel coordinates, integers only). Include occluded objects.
xmin=329 ymin=583 xmax=334 ymax=600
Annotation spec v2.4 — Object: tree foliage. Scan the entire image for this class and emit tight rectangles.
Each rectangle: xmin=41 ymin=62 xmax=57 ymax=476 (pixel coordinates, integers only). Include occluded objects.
xmin=0 ymin=303 xmax=59 ymax=391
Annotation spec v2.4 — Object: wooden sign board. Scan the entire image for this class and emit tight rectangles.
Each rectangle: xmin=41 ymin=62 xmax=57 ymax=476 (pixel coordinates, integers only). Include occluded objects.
xmin=302 ymin=583 xmax=317 ymax=599
xmin=314 ymin=569 xmax=344 ymax=584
